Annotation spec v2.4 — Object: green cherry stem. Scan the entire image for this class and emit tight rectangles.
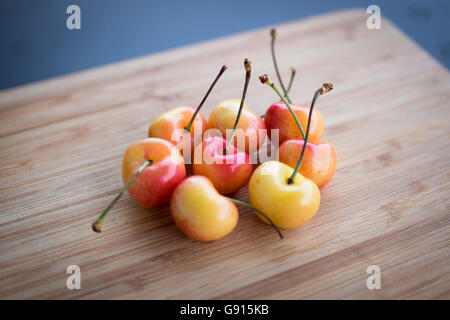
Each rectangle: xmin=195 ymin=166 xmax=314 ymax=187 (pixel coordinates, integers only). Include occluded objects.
xmin=92 ymin=160 xmax=153 ymax=233
xmin=260 ymin=68 xmax=296 ymax=119
xmin=226 ymin=197 xmax=283 ymax=239
xmin=287 ymin=83 xmax=333 ymax=184
xmin=270 ymin=29 xmax=291 ymax=103
xmin=286 ymin=68 xmax=296 ymax=95
xmin=185 ymin=65 xmax=227 ymax=132
xmin=259 ymin=74 xmax=306 ymax=140
xmin=224 ymin=59 xmax=251 ymax=154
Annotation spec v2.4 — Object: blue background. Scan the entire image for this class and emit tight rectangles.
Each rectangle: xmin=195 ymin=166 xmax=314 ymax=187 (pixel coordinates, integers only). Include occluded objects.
xmin=1 ymin=0 xmax=449 ymax=91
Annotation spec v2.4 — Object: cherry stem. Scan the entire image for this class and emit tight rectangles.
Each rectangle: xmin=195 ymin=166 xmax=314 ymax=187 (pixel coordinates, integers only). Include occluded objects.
xmin=286 ymin=68 xmax=296 ymax=94
xmin=92 ymin=160 xmax=153 ymax=233
xmin=185 ymin=65 xmax=227 ymax=132
xmin=259 ymin=75 xmax=305 ymax=140
xmin=226 ymin=197 xmax=283 ymax=239
xmin=270 ymin=28 xmax=292 ymax=103
xmin=260 ymin=68 xmax=296 ymax=120
xmin=224 ymin=59 xmax=251 ymax=154
xmin=287 ymin=83 xmax=333 ymax=184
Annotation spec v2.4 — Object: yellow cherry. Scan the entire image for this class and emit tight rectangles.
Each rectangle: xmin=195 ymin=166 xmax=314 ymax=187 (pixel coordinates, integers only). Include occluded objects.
xmin=170 ymin=175 xmax=238 ymax=241
xmin=248 ymin=161 xmax=320 ymax=229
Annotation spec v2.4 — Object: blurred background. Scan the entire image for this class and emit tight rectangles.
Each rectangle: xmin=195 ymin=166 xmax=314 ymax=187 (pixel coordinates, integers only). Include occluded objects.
xmin=1 ymin=0 xmax=449 ymax=91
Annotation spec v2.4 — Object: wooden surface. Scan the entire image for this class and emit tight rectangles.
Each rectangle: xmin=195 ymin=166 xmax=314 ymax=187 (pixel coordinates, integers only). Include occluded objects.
xmin=0 ymin=9 xmax=449 ymax=300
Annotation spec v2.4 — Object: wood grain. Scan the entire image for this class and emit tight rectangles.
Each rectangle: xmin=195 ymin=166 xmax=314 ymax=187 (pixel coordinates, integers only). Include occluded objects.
xmin=0 ymin=9 xmax=449 ymax=299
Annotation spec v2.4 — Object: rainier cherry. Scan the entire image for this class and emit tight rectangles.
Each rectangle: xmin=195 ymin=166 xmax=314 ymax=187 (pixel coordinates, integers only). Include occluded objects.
xmin=279 ymin=140 xmax=337 ymax=189
xmin=170 ymin=176 xmax=238 ymax=241
xmin=171 ymin=176 xmax=283 ymax=241
xmin=92 ymin=137 xmax=186 ymax=232
xmin=193 ymin=136 xmax=253 ymax=195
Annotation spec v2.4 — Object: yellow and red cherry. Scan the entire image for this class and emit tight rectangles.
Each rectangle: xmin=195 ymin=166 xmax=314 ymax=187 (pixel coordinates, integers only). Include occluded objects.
xmin=279 ymin=140 xmax=337 ymax=189
xmin=207 ymin=59 xmax=266 ymax=153
xmin=171 ymin=175 xmax=283 ymax=241
xmin=249 ymin=82 xmax=332 ymax=229
xmin=148 ymin=106 xmax=207 ymax=154
xmin=193 ymin=136 xmax=253 ymax=195
xmin=170 ymin=175 xmax=238 ymax=241
xmin=249 ymin=161 xmax=320 ymax=228
xmin=92 ymin=137 xmax=186 ymax=232
xmin=264 ymin=101 xmax=324 ymax=145
xmin=148 ymin=65 xmax=227 ymax=154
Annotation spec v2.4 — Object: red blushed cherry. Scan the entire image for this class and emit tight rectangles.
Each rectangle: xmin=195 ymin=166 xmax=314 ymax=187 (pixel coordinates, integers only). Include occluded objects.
xmin=193 ymin=59 xmax=254 ymax=195
xmin=193 ymin=136 xmax=253 ymax=195
xmin=207 ymin=99 xmax=266 ymax=153
xmin=279 ymin=140 xmax=337 ymax=189
xmin=148 ymin=106 xmax=207 ymax=155
xmin=265 ymin=101 xmax=324 ymax=145
xmin=122 ymin=138 xmax=186 ymax=208
xmin=92 ymin=138 xmax=186 ymax=232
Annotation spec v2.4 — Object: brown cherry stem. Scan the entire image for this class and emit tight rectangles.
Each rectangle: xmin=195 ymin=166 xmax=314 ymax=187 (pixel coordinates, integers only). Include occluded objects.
xmin=224 ymin=59 xmax=251 ymax=154
xmin=185 ymin=65 xmax=227 ymax=132
xmin=227 ymin=197 xmax=283 ymax=239
xmin=259 ymin=74 xmax=305 ymax=139
xmin=270 ymin=28 xmax=292 ymax=103
xmin=287 ymin=83 xmax=333 ymax=184
xmin=92 ymin=160 xmax=152 ymax=233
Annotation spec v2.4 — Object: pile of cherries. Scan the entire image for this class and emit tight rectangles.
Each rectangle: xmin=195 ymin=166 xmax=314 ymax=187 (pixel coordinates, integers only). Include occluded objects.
xmin=92 ymin=29 xmax=336 ymax=241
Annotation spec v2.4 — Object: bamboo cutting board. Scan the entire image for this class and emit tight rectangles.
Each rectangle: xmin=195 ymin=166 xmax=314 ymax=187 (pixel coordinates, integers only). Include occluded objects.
xmin=0 ymin=9 xmax=449 ymax=299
